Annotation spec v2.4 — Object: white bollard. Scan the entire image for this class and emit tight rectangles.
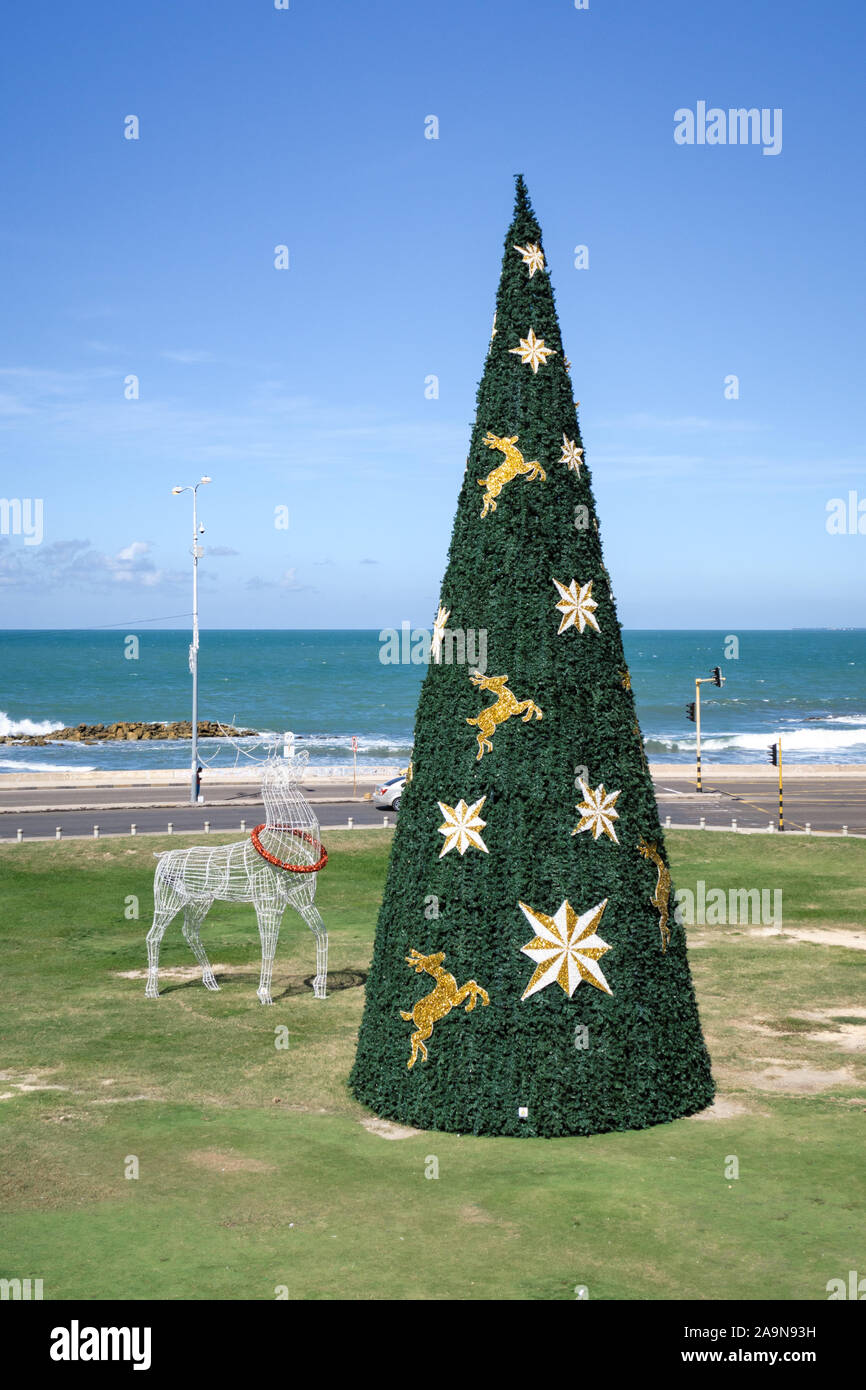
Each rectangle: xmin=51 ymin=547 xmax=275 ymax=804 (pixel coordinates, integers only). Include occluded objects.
xmin=240 ymin=819 xmax=246 ymax=833
xmin=805 ymin=823 xmax=811 ymax=835
xmin=664 ymin=814 xmax=671 ymax=828
xmin=93 ymin=825 xmax=99 ymax=838
xmin=768 ymin=822 xmax=774 ymax=833
xmin=16 ymin=828 xmax=23 ymax=842
xmin=130 ymin=824 xmax=136 ymax=836
xmin=167 ymin=822 xmax=173 ymax=835
xmin=347 ymin=817 xmax=354 ymax=829
xmin=842 ymin=825 xmax=848 ymax=836
xmin=204 ymin=821 xmax=210 ymax=834
xmin=699 ymin=817 xmax=706 ymax=830
xmin=55 ymin=827 xmax=62 ymax=840
xmin=731 ymin=819 xmax=737 ymax=832
xmin=383 ymin=815 xmax=390 ymax=828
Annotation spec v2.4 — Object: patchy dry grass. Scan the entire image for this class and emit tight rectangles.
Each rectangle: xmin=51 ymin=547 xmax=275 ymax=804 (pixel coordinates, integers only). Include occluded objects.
xmin=0 ymin=829 xmax=864 ymax=1300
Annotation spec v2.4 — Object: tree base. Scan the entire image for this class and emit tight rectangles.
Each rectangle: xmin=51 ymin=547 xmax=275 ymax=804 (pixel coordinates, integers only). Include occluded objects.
xmin=350 ymin=1064 xmax=715 ymax=1138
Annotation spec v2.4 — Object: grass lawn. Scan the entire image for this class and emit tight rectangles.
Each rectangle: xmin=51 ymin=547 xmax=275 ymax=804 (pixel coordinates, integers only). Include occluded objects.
xmin=0 ymin=828 xmax=864 ymax=1301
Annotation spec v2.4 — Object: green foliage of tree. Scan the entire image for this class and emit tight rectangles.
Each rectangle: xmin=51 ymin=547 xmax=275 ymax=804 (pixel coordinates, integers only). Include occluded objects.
xmin=351 ymin=177 xmax=714 ymax=1136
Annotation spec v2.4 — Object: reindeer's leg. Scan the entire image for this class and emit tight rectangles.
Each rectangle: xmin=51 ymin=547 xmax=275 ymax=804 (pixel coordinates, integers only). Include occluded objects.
xmin=182 ymin=898 xmax=218 ymax=990
xmin=454 ymin=981 xmax=488 ymax=1012
xmin=254 ymin=901 xmax=285 ymax=1005
xmin=145 ymin=876 xmax=183 ymax=999
xmin=468 ymin=982 xmax=490 ymax=1010
xmin=407 ymin=1029 xmax=430 ymax=1070
xmin=292 ymin=895 xmax=328 ymax=999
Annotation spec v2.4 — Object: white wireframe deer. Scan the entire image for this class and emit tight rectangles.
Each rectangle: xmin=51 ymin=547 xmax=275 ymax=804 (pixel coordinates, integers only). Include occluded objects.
xmin=145 ymin=748 xmax=328 ymax=1004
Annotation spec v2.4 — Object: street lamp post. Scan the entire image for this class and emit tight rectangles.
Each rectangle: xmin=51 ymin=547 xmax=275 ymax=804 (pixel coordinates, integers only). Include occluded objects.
xmin=172 ymin=476 xmax=211 ymax=805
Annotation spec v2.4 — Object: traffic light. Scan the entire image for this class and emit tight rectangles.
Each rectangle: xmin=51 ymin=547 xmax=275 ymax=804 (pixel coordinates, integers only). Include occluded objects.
xmin=767 ymin=743 xmax=778 ymax=765
xmin=686 ymin=702 xmax=696 ymax=722
xmin=711 ymin=666 xmax=724 ymax=687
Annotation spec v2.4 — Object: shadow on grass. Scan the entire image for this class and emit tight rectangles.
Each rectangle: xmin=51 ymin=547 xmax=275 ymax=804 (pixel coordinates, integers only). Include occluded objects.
xmin=154 ymin=968 xmax=367 ymax=998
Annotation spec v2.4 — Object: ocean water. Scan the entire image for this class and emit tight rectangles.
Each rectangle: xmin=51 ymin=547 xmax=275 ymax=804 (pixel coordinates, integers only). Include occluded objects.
xmin=0 ymin=629 xmax=864 ymax=772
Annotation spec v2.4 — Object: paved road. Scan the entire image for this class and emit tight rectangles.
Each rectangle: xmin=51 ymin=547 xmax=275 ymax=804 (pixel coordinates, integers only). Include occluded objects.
xmin=654 ymin=776 xmax=866 ymax=835
xmin=0 ymin=781 xmax=378 ymax=811
xmin=0 ymin=799 xmax=391 ymax=840
xmin=1 ymin=775 xmax=863 ymax=840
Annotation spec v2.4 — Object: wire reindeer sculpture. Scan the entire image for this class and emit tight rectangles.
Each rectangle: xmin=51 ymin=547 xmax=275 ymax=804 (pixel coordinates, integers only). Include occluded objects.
xmin=145 ymin=744 xmax=328 ymax=1005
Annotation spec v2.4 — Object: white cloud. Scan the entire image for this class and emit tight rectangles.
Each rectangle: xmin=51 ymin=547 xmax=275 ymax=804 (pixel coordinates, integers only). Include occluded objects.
xmin=0 ymin=537 xmax=187 ymax=592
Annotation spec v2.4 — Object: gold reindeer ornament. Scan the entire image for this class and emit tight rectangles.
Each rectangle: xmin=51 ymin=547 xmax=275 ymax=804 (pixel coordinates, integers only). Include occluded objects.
xmin=477 ymin=431 xmax=546 ymax=518
xmin=465 ymin=670 xmax=542 ymax=761
xmin=637 ymin=838 xmax=672 ymax=953
xmin=401 ymin=949 xmax=490 ymax=1070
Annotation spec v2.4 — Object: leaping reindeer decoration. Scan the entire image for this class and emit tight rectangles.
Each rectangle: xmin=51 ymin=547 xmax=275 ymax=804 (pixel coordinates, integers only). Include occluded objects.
xmin=145 ymin=745 xmax=328 ymax=1004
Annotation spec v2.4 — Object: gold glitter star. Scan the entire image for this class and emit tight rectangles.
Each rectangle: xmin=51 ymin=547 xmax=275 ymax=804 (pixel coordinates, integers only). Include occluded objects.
xmin=560 ymin=434 xmax=584 ymax=475
xmin=513 ymin=242 xmax=545 ymax=277
xmin=620 ymin=667 xmax=631 ymax=691
xmin=509 ymin=328 xmax=556 ymax=374
xmin=552 ymin=578 xmax=600 ymax=635
xmin=519 ymin=898 xmax=612 ymax=1000
xmin=431 ymin=605 xmax=450 ymax=663
xmin=573 ymin=781 xmax=621 ymax=844
xmin=437 ymin=797 xmax=489 ymax=858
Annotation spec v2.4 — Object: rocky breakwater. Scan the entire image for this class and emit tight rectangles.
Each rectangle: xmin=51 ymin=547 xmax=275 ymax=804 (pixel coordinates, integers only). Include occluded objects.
xmin=0 ymin=721 xmax=257 ymax=747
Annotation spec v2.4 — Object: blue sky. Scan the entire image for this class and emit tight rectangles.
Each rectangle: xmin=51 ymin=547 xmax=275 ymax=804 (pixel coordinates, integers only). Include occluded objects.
xmin=0 ymin=0 xmax=864 ymax=629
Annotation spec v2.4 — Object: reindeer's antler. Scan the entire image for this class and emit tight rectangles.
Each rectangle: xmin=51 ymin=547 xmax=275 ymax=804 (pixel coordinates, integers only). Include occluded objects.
xmin=212 ymin=720 xmax=273 ymax=764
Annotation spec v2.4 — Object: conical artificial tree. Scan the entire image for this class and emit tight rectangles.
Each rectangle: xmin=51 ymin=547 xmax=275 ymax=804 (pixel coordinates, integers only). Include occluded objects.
xmin=351 ymin=176 xmax=714 ymax=1137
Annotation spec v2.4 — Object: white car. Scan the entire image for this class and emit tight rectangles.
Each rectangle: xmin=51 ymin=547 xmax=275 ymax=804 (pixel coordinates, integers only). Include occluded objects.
xmin=373 ymin=775 xmax=406 ymax=811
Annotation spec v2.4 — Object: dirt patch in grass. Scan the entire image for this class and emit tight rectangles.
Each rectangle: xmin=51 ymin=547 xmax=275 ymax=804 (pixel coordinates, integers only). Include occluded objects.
xmin=90 ymin=1094 xmax=160 ymax=1105
xmin=750 ymin=1061 xmax=857 ymax=1093
xmin=359 ymin=1117 xmax=423 ymax=1140
xmin=460 ymin=1203 xmax=496 ymax=1224
xmin=186 ymin=1149 xmax=276 ymax=1174
xmin=749 ymin=926 xmax=866 ymax=950
xmin=754 ymin=1016 xmax=837 ymax=1034
xmin=0 ymin=1068 xmax=70 ymax=1100
xmin=116 ymin=965 xmax=234 ymax=980
xmin=116 ymin=966 xmax=365 ymax=995
xmin=744 ymin=1009 xmax=866 ymax=1053
xmin=690 ymin=1096 xmax=770 ymax=1121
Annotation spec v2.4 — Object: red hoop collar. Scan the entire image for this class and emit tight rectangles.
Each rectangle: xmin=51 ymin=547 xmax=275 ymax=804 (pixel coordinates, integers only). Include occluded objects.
xmin=250 ymin=824 xmax=328 ymax=873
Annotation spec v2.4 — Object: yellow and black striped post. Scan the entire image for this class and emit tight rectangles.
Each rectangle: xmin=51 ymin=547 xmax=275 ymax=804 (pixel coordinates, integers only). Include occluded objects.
xmin=777 ymin=737 xmax=783 ymax=832
xmin=695 ymin=679 xmax=702 ymax=793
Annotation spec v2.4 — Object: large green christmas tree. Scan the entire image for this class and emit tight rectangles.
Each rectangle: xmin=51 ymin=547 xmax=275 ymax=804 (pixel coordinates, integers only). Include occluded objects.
xmin=351 ymin=176 xmax=714 ymax=1137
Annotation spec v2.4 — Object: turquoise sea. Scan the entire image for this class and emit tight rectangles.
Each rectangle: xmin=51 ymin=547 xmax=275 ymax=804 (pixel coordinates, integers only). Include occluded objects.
xmin=0 ymin=629 xmax=864 ymax=771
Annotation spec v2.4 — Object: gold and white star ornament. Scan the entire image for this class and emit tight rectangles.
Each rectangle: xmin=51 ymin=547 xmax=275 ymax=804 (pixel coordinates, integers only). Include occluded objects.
xmin=513 ymin=242 xmax=545 ymax=277
xmin=437 ymin=797 xmax=489 ymax=858
xmin=519 ymin=898 xmax=613 ymax=1000
xmin=431 ymin=605 xmax=450 ymax=663
xmin=509 ymin=327 xmax=556 ymax=374
xmin=572 ymin=781 xmax=621 ymax=844
xmin=552 ymin=578 xmax=600 ymax=634
xmin=560 ymin=434 xmax=584 ymax=475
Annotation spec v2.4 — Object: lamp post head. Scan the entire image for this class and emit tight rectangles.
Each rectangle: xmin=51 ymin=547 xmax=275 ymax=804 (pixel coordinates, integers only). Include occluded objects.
xmin=171 ymin=486 xmax=184 ymax=495
xmin=200 ymin=476 xmax=212 ymax=485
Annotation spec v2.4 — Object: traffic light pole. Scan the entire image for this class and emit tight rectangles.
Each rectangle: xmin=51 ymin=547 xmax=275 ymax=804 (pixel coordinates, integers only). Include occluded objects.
xmin=778 ymin=737 xmax=783 ymax=832
xmin=691 ymin=668 xmax=725 ymax=793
